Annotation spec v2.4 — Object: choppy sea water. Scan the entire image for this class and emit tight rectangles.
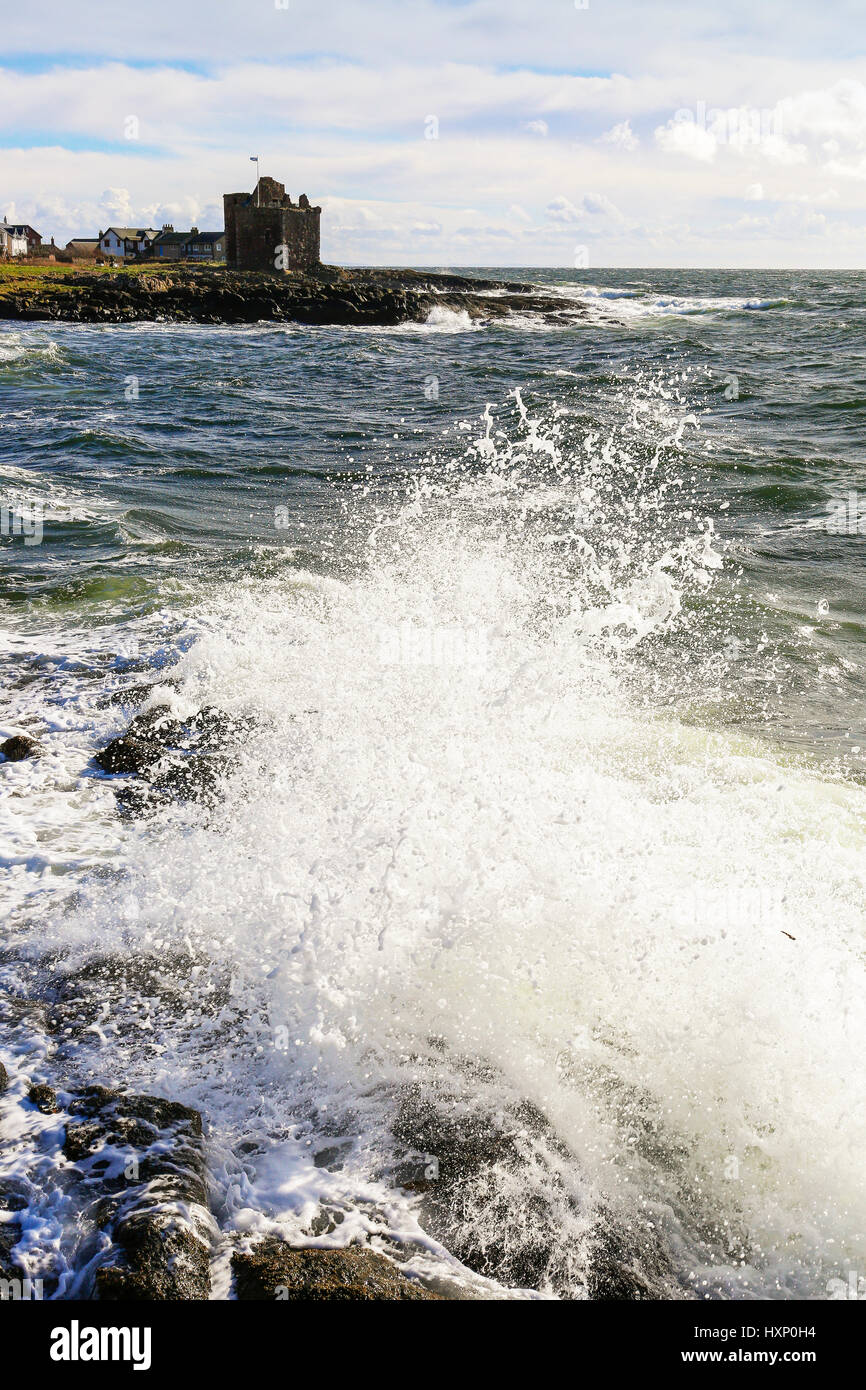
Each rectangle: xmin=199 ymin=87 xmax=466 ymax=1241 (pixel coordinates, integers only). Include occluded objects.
xmin=1 ymin=267 xmax=865 ymax=1300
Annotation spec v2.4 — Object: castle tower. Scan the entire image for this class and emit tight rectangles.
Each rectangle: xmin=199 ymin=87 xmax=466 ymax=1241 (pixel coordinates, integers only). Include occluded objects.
xmin=223 ymin=177 xmax=321 ymax=273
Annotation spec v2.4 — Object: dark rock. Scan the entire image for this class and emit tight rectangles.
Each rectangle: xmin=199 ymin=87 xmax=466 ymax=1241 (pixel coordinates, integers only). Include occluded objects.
xmin=60 ymin=1085 xmax=212 ymax=1300
xmin=0 ymin=1178 xmax=30 ymax=1213
xmin=0 ymin=1220 xmax=21 ymax=1281
xmin=187 ymin=705 xmax=255 ymax=750
xmin=124 ymin=706 xmax=185 ymax=743
xmin=115 ymin=756 xmax=225 ymax=815
xmin=393 ymin=1086 xmax=532 ymax=1186
xmin=95 ymin=1214 xmax=210 ymax=1301
xmin=308 ymin=1208 xmax=346 ymax=1237
xmin=313 ymin=1142 xmax=352 ymax=1170
xmin=149 ymin=753 xmax=223 ymax=805
xmin=63 ymin=1118 xmax=113 ymax=1162
xmin=584 ymin=1223 xmax=683 ymax=1302
xmin=96 ymin=703 xmax=247 ymax=814
xmin=232 ymin=1241 xmax=439 ymax=1301
xmin=0 ymin=1060 xmax=7 ymax=1093
xmin=27 ymin=1083 xmax=59 ymax=1113
xmin=391 ymin=1067 xmax=687 ymax=1300
xmin=94 ymin=734 xmax=163 ymax=775
xmin=95 ymin=682 xmax=172 ymax=710
xmin=1 ymin=734 xmax=40 ymax=761
xmin=64 ymin=1086 xmax=207 ymax=1205
xmin=10 ymin=973 xmax=218 ymax=1325
xmin=68 ymin=1084 xmax=203 ymax=1135
xmin=393 ymin=1086 xmax=565 ymax=1292
xmin=45 ymin=950 xmax=229 ymax=1043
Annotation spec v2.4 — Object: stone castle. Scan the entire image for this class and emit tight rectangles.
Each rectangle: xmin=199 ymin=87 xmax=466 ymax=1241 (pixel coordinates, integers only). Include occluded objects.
xmin=223 ymin=177 xmax=321 ymax=273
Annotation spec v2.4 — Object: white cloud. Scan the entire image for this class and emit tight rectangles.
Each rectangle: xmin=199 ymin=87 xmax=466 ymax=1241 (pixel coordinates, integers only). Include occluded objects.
xmin=546 ymin=196 xmax=580 ymax=223
xmin=101 ymin=187 xmax=136 ymax=225
xmin=778 ymin=79 xmax=866 ymax=145
xmin=655 ymin=117 xmax=718 ymax=162
xmin=525 ymin=120 xmax=549 ymax=137
xmin=655 ymin=104 xmax=813 ymax=166
xmin=825 ymin=156 xmax=866 ymax=180
xmin=545 ymin=192 xmax=624 ymax=230
xmin=757 ymin=133 xmax=808 ymax=165
xmin=601 ymin=120 xmax=639 ymax=151
xmin=582 ymin=192 xmax=624 ymax=220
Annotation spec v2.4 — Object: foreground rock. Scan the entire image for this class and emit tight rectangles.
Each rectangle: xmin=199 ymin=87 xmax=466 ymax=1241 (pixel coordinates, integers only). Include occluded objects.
xmin=0 ymin=1006 xmax=211 ymax=1301
xmin=94 ymin=702 xmax=251 ymax=813
xmin=391 ymin=1059 xmax=690 ymax=1300
xmin=27 ymin=1082 xmax=60 ymax=1113
xmin=1 ymin=734 xmax=40 ymax=761
xmin=45 ymin=948 xmax=225 ymax=1045
xmin=0 ymin=1218 xmax=22 ymax=1283
xmin=232 ymin=1241 xmax=438 ymax=1301
xmin=0 ymin=265 xmax=581 ymax=329
xmin=65 ymin=1085 xmax=212 ymax=1300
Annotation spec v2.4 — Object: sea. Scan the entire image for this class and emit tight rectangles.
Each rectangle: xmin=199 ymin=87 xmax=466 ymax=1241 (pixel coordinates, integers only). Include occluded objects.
xmin=1 ymin=267 xmax=864 ymax=1300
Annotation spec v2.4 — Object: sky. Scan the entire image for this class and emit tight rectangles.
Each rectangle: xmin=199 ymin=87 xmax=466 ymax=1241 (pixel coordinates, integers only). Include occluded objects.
xmin=2 ymin=0 xmax=866 ymax=267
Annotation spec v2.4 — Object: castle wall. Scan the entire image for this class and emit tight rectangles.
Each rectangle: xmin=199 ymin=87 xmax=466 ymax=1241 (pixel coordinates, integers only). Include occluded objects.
xmin=281 ymin=207 xmax=321 ymax=271
xmin=222 ymin=193 xmax=245 ymax=269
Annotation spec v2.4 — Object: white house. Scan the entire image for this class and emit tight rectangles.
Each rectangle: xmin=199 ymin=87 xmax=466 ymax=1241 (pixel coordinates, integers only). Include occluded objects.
xmin=97 ymin=227 xmax=160 ymax=260
xmin=0 ymin=220 xmax=28 ymax=257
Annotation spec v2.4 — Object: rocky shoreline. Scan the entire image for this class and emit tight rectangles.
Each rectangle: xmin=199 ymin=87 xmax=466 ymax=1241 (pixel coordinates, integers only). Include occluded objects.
xmin=1 ymin=1009 xmax=686 ymax=1301
xmin=1 ymin=698 xmax=447 ymax=1301
xmin=0 ymin=688 xmax=694 ymax=1303
xmin=0 ymin=265 xmax=580 ymax=328
xmin=0 ymin=687 xmax=688 ymax=1303
xmin=0 ymin=1043 xmax=436 ymax=1301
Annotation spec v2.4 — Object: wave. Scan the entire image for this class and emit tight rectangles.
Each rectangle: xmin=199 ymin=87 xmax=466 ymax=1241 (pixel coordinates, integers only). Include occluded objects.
xmin=422 ymin=305 xmax=478 ymax=332
xmin=559 ymin=287 xmax=789 ymax=323
xmin=0 ymin=330 xmax=65 ymax=367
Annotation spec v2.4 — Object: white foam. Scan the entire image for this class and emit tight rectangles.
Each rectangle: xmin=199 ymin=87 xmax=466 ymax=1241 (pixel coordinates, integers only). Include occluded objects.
xmin=422 ymin=305 xmax=477 ymax=332
xmin=572 ymin=288 xmax=788 ymax=324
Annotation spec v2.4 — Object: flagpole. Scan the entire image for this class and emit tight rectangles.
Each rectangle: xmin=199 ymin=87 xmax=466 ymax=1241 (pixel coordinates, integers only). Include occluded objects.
xmin=250 ymin=156 xmax=259 ymax=204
